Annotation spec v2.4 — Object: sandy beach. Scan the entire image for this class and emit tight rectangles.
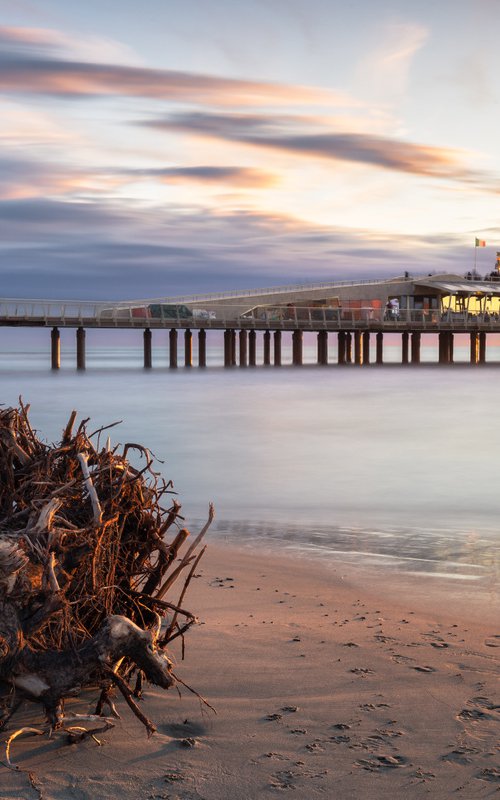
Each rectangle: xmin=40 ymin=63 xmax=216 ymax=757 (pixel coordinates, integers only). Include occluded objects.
xmin=1 ymin=542 xmax=499 ymax=800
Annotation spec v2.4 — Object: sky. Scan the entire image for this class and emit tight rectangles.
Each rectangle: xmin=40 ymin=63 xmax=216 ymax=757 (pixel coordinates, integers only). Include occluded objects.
xmin=1 ymin=0 xmax=499 ymax=300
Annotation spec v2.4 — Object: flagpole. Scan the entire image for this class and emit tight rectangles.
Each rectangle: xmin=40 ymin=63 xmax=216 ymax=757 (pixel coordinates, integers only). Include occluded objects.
xmin=474 ymin=239 xmax=477 ymax=275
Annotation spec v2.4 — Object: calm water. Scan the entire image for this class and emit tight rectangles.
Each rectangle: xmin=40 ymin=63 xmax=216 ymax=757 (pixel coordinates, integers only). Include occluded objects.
xmin=1 ymin=335 xmax=499 ymax=583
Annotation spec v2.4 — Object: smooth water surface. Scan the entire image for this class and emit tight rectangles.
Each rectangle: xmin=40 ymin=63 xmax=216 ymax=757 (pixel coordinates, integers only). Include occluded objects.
xmin=1 ymin=338 xmax=499 ymax=582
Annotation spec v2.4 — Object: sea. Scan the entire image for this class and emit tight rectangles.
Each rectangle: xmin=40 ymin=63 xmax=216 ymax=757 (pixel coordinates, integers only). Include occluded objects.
xmin=1 ymin=328 xmax=500 ymax=586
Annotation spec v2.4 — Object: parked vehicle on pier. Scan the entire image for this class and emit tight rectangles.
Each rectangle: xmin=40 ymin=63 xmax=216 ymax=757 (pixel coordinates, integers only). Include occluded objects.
xmin=148 ymin=303 xmax=193 ymax=319
xmin=192 ymin=308 xmax=217 ymax=319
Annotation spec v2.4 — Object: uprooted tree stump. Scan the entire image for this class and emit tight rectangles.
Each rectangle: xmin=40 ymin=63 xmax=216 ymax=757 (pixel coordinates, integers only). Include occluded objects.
xmin=0 ymin=401 xmax=213 ymax=746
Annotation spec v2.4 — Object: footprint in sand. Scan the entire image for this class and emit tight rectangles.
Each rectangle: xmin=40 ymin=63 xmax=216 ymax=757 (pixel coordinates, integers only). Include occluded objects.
xmin=269 ymin=769 xmax=297 ymax=790
xmin=485 ymin=635 xmax=500 ymax=648
xmin=355 ymin=755 xmax=408 ymax=771
xmin=476 ymin=767 xmax=500 ymax=783
xmin=391 ymin=654 xmax=416 ymax=664
xmin=359 ymin=702 xmax=391 ymax=711
xmin=305 ymin=741 xmax=325 ymax=752
xmin=264 ymin=752 xmax=289 ymax=761
xmin=441 ymin=745 xmax=480 ymax=765
xmin=458 ymin=708 xmax=493 ymax=721
xmin=413 ymin=665 xmax=436 ymax=673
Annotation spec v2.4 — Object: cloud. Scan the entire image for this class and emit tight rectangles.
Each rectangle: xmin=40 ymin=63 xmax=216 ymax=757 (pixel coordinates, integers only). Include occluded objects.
xmin=0 ymin=25 xmax=351 ymax=107
xmin=144 ymin=111 xmax=499 ymax=189
xmin=0 ymin=154 xmax=121 ymax=199
xmin=0 ymin=196 xmax=482 ymax=299
xmin=354 ymin=22 xmax=428 ymax=102
xmin=125 ymin=166 xmax=278 ymax=188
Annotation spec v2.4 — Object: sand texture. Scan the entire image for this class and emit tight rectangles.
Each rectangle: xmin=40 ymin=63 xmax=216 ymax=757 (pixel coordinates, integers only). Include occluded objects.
xmin=1 ymin=543 xmax=499 ymax=799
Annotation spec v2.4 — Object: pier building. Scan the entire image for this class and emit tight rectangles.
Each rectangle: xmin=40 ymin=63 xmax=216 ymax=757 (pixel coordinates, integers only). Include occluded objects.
xmin=3 ymin=272 xmax=500 ymax=368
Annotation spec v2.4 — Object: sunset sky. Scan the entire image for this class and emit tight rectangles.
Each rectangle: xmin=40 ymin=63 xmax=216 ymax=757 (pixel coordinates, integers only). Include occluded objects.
xmin=1 ymin=0 xmax=499 ymax=299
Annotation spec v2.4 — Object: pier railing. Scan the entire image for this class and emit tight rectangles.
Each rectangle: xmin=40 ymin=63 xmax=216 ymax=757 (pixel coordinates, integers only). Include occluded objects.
xmin=1 ymin=300 xmax=500 ymax=331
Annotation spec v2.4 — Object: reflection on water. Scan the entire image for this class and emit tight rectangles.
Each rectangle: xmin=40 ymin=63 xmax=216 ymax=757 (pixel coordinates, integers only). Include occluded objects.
xmin=207 ymin=518 xmax=499 ymax=580
xmin=0 ymin=340 xmax=500 ymax=583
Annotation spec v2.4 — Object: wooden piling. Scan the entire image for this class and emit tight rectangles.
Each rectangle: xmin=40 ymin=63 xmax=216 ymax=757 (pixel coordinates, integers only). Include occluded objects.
xmin=470 ymin=331 xmax=479 ymax=364
xmin=51 ymin=327 xmax=60 ymax=370
xmin=479 ymin=331 xmax=486 ymax=363
xmin=362 ymin=331 xmax=370 ymax=365
xmin=224 ymin=329 xmax=232 ymax=367
xmin=354 ymin=331 xmax=362 ymax=365
xmin=317 ymin=330 xmax=328 ymax=365
xmin=239 ymin=330 xmax=247 ymax=366
xmin=292 ymin=330 xmax=303 ymax=365
xmin=184 ymin=329 xmax=192 ymax=367
xmin=169 ymin=328 xmax=178 ymax=368
xmin=411 ymin=331 xmax=421 ymax=364
xmin=76 ymin=327 xmax=86 ymax=370
xmin=402 ymin=331 xmax=409 ymax=364
xmin=338 ymin=331 xmax=346 ymax=364
xmin=143 ymin=329 xmax=152 ymax=369
xmin=263 ymin=330 xmax=271 ymax=365
xmin=273 ymin=330 xmax=282 ymax=366
xmin=230 ymin=329 xmax=237 ymax=366
xmin=448 ymin=331 xmax=454 ymax=364
xmin=345 ymin=332 xmax=352 ymax=363
xmin=438 ymin=332 xmax=445 ymax=363
xmin=376 ymin=331 xmax=383 ymax=364
xmin=198 ymin=329 xmax=206 ymax=367
xmin=248 ymin=330 xmax=256 ymax=366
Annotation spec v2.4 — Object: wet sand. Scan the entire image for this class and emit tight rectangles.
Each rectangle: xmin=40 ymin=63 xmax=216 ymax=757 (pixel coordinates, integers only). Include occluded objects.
xmin=1 ymin=542 xmax=499 ymax=799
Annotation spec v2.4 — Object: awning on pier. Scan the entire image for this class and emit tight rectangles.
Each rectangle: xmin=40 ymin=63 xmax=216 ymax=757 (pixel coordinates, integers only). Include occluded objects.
xmin=413 ymin=279 xmax=500 ymax=295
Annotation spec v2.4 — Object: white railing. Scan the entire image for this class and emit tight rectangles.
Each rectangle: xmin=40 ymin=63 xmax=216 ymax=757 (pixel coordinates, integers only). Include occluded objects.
xmin=1 ymin=300 xmax=500 ymax=330
xmin=0 ymin=275 xmax=402 ymax=312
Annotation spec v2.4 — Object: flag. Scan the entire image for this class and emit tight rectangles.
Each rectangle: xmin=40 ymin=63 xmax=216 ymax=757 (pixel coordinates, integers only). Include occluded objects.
xmin=475 ymin=237 xmax=486 ymax=247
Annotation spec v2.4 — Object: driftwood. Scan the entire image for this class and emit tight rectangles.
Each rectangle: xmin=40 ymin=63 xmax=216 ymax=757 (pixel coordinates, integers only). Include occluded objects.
xmin=0 ymin=401 xmax=213 ymax=742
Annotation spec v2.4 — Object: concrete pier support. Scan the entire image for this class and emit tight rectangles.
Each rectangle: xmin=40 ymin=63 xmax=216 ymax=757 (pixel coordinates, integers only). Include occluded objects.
xmin=76 ymin=327 xmax=85 ymax=370
xmin=292 ymin=330 xmax=303 ymax=365
xmin=376 ymin=331 xmax=383 ymax=365
xmin=354 ymin=331 xmax=362 ymax=365
xmin=402 ymin=331 xmax=409 ymax=364
xmin=143 ymin=328 xmax=152 ymax=369
xmin=362 ymin=331 xmax=370 ymax=365
xmin=248 ymin=330 xmax=256 ymax=366
xmin=317 ymin=330 xmax=328 ymax=365
xmin=337 ymin=331 xmax=346 ymax=364
xmin=198 ymin=329 xmax=206 ymax=367
xmin=411 ymin=331 xmax=421 ymax=364
xmin=470 ymin=331 xmax=479 ymax=364
xmin=273 ymin=330 xmax=282 ymax=366
xmin=169 ymin=329 xmax=178 ymax=368
xmin=479 ymin=331 xmax=487 ymax=363
xmin=51 ymin=327 xmax=60 ymax=370
xmin=239 ymin=330 xmax=247 ymax=366
xmin=345 ymin=332 xmax=352 ymax=363
xmin=184 ymin=329 xmax=192 ymax=367
xmin=263 ymin=330 xmax=271 ymax=365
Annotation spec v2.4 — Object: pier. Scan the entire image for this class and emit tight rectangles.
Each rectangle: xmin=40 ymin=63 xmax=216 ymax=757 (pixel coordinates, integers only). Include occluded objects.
xmin=3 ymin=272 xmax=500 ymax=369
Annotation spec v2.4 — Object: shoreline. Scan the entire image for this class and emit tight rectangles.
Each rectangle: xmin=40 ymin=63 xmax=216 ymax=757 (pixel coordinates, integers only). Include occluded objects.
xmin=2 ymin=541 xmax=499 ymax=799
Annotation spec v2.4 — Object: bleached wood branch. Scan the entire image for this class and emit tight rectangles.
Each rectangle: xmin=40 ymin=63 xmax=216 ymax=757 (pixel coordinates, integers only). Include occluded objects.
xmin=77 ymin=453 xmax=103 ymax=524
